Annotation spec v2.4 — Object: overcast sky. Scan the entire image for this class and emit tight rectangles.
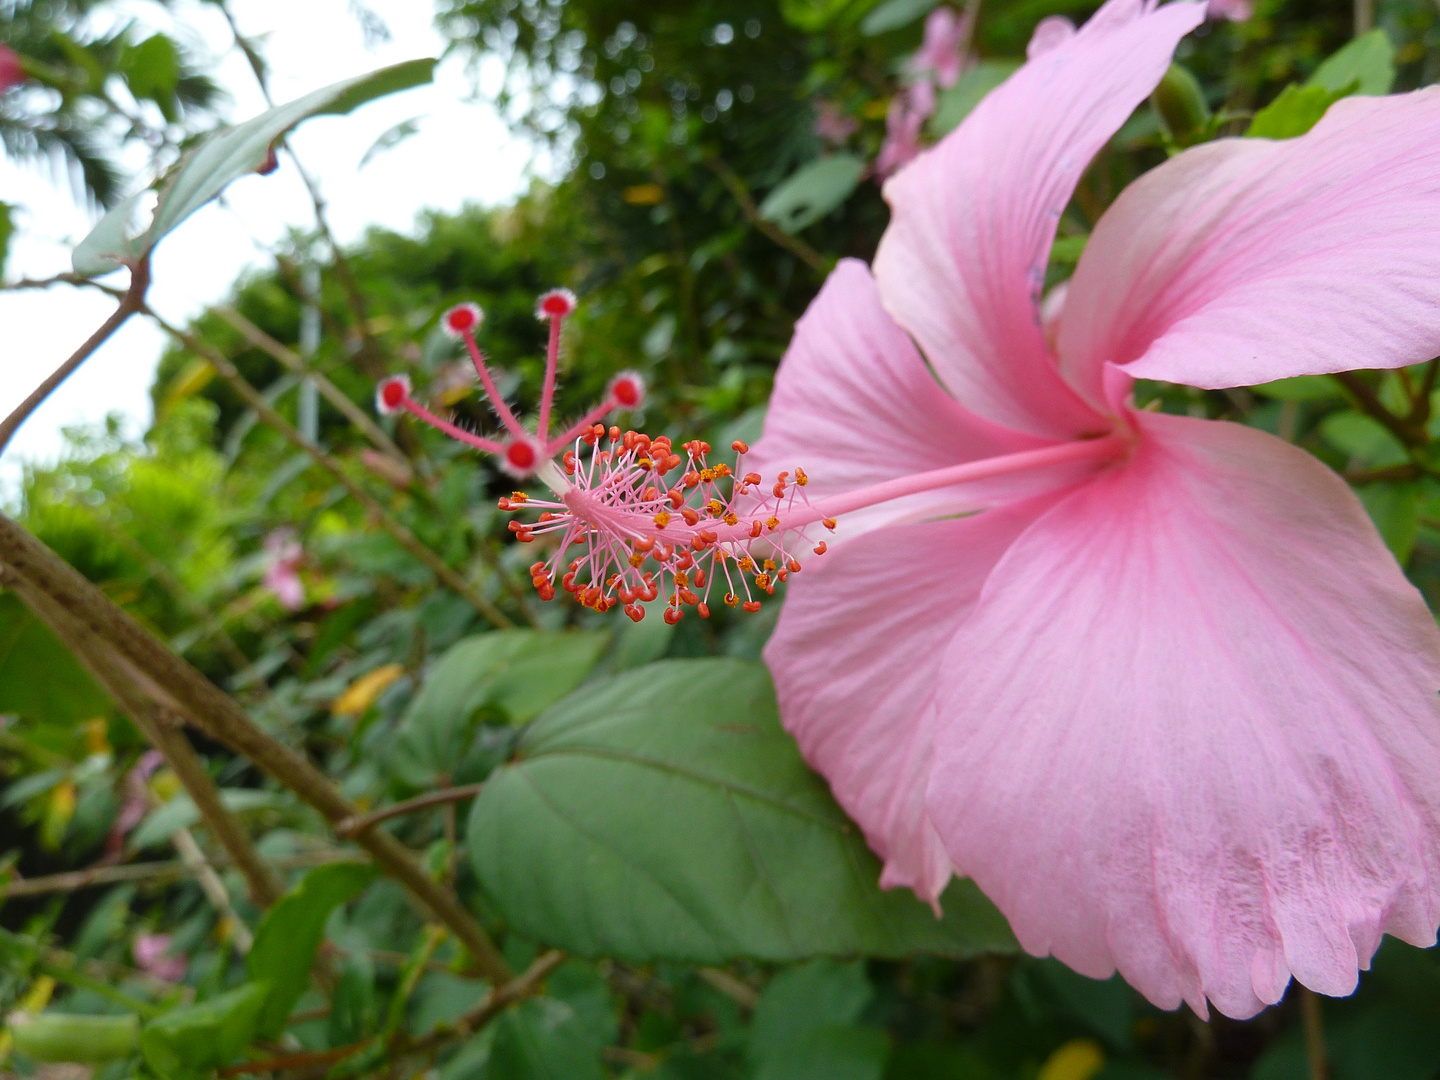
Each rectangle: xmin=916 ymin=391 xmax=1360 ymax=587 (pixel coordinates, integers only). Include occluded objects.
xmin=0 ymin=0 xmax=539 ymax=498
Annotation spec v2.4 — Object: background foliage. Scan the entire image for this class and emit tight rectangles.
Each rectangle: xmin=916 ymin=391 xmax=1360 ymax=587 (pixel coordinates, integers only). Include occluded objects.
xmin=5 ymin=1 xmax=1440 ymax=1078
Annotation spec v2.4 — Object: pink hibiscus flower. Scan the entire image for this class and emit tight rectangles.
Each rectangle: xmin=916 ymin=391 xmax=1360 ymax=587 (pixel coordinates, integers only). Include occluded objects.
xmin=748 ymin=0 xmax=1440 ymax=1019
xmin=0 ymin=45 xmax=24 ymax=93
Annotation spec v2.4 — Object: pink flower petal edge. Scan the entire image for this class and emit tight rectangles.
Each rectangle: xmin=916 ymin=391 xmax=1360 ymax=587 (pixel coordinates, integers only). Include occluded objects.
xmin=1061 ymin=89 xmax=1440 ymax=398
xmin=873 ymin=0 xmax=1205 ymax=438
xmin=924 ymin=414 xmax=1440 ymax=1019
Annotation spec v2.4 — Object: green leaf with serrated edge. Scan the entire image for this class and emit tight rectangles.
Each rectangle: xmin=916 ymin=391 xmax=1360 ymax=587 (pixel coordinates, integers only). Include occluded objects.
xmin=759 ymin=155 xmax=865 ymax=235
xmin=72 ymin=59 xmax=435 ymax=276
xmin=860 ymin=0 xmax=940 ymax=34
xmin=929 ymin=61 xmax=1020 ymax=137
xmin=392 ymin=629 xmax=608 ymax=786
xmin=7 ymin=1012 xmax=139 ymax=1063
xmin=0 ymin=593 xmax=111 ymax=724
xmin=246 ymin=862 xmax=378 ymax=1037
xmin=468 ymin=658 xmax=1017 ymax=964
xmin=1309 ymin=28 xmax=1395 ymax=96
xmin=138 ymin=982 xmax=269 ymax=1079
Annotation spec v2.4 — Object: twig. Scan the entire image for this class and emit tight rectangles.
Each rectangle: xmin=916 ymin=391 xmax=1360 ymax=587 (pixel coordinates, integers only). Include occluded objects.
xmin=1354 ymin=0 xmax=1373 ymax=36
xmin=335 ymin=784 xmax=485 ymax=838
xmin=1300 ymin=986 xmax=1330 ymax=1080
xmin=0 ymin=271 xmax=94 ymax=291
xmin=218 ymin=1043 xmax=366 ymax=1078
xmin=0 ymin=514 xmax=514 ymax=988
xmin=705 ymin=158 xmax=829 ymax=274
xmin=0 ymin=259 xmax=150 ymax=454
xmin=0 ymin=851 xmax=356 ymax=900
xmin=1344 ymin=463 xmax=1421 ymax=484
xmin=696 ymin=967 xmax=760 ymax=1010
xmin=3 ymin=570 xmax=284 ymax=907
xmin=145 ymin=307 xmax=516 ymax=630
xmin=213 ymin=304 xmax=409 ymax=465
xmin=401 ymin=949 xmax=565 ymax=1056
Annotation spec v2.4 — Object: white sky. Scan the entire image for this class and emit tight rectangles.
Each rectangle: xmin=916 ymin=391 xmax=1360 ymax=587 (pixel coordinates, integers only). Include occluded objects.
xmin=0 ymin=0 xmax=539 ymax=499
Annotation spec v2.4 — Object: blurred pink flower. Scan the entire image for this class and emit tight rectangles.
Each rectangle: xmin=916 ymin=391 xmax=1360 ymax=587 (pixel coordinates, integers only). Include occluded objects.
xmin=750 ymin=0 xmax=1440 ymax=1020
xmin=133 ymin=934 xmax=187 ymax=982
xmin=911 ymin=6 xmax=973 ymax=89
xmin=814 ymin=100 xmax=858 ymax=145
xmin=1207 ymin=0 xmax=1252 ymax=20
xmin=104 ymin=749 xmax=164 ymax=858
xmin=0 ymin=45 xmax=24 ymax=92
xmin=876 ymin=81 xmax=937 ymax=178
xmin=262 ymin=529 xmax=305 ymax=611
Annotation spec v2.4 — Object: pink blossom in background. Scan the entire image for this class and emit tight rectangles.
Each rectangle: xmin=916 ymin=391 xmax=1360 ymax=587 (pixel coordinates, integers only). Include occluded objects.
xmin=133 ymin=934 xmax=187 ymax=982
xmin=0 ymin=45 xmax=24 ymax=92
xmin=876 ymin=80 xmax=937 ymax=178
xmin=911 ymin=6 xmax=973 ymax=89
xmin=262 ymin=528 xmax=305 ymax=611
xmin=104 ymin=749 xmax=164 ymax=859
xmin=1206 ymin=0 xmax=1252 ymax=20
xmin=749 ymin=0 xmax=1440 ymax=1020
xmin=814 ymin=100 xmax=859 ymax=145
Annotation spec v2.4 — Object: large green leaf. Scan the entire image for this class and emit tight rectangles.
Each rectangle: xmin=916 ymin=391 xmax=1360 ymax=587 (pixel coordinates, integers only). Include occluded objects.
xmin=246 ymin=861 xmax=379 ymax=1037
xmin=73 ymin=59 xmax=435 ymax=276
xmin=139 ymin=982 xmax=270 ymax=1079
xmin=468 ymin=658 xmax=1017 ymax=964
xmin=759 ymin=154 xmax=865 ymax=235
xmin=1309 ymin=28 xmax=1395 ymax=96
xmin=749 ymin=959 xmax=887 ymax=1080
xmin=392 ymin=629 xmax=608 ymax=786
xmin=6 ymin=1012 xmax=139 ymax=1063
xmin=0 ymin=592 xmax=111 ymax=724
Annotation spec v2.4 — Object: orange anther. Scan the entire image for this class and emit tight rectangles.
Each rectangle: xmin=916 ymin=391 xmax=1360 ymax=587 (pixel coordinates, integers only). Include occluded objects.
xmin=679 ymin=589 xmax=699 ymax=606
xmin=664 ymin=606 xmax=683 ymax=625
xmin=766 ymin=516 xmax=780 ymax=531
xmin=723 ymin=512 xmax=739 ymax=526
xmin=700 ymin=468 xmax=716 ymax=483
xmin=629 ymin=552 xmax=646 ymax=567
xmin=823 ymin=518 xmax=837 ymax=530
xmin=609 ymin=425 xmax=621 ymax=441
xmin=708 ymin=499 xmax=724 ymax=516
xmin=724 ymin=593 xmax=739 ymax=607
xmin=691 ymin=535 xmax=707 ymax=552
xmin=681 ymin=507 xmax=700 ymax=525
xmin=763 ymin=559 xmax=776 ymax=571
xmin=498 ymin=498 xmax=512 ymax=510
xmin=668 ymin=488 xmax=685 ymax=508
xmin=675 ymin=552 xmax=694 ymax=571
xmin=813 ymin=541 xmax=828 ymax=555
xmin=538 ymin=511 xmax=555 ymax=522
xmin=634 ymin=535 xmax=656 ymax=553
xmin=755 ymin=573 xmax=771 ymax=589
xmin=742 ymin=600 xmax=762 ymax=613
xmin=675 ymin=572 xmax=689 ymax=589
xmin=795 ymin=467 xmax=808 ymax=486
xmin=732 ymin=439 xmax=749 ymax=453
xmin=698 ymin=603 xmax=711 ymax=619
xmin=653 ymin=511 xmax=671 ymax=529
xmin=744 ymin=472 xmax=762 ymax=485
xmin=714 ymin=463 xmax=731 ymax=478
xmin=510 ymin=492 xmax=529 ymax=503
xmin=773 ymin=482 xmax=786 ymax=498
xmin=694 ymin=568 xmax=707 ymax=587
xmin=787 ymin=558 xmax=801 ymax=573
xmin=738 ymin=556 xmax=755 ymax=572
xmin=665 ymin=454 xmax=682 ymax=470
xmin=625 ymin=604 xmax=645 ymax=622
xmin=750 ymin=520 xmax=763 ymax=538
xmin=643 ymin=485 xmax=658 ymax=501
xmin=683 ymin=471 xmax=700 ymax=489
xmin=700 ymin=529 xmax=718 ymax=543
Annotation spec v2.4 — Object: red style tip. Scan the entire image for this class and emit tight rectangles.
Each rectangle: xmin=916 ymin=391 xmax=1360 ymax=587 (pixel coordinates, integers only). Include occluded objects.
xmin=501 ymin=436 xmax=543 ymax=478
xmin=376 ymin=375 xmax=411 ymax=416
xmin=441 ymin=302 xmax=485 ymax=339
xmin=609 ymin=371 xmax=646 ymax=410
xmin=536 ymin=288 xmax=578 ymax=320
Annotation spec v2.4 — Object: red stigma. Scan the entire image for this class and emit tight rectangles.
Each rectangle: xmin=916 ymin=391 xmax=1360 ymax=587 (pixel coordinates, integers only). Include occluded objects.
xmin=504 ymin=438 xmax=539 ymax=475
xmin=375 ymin=375 xmax=411 ymax=416
xmin=609 ymin=372 xmax=645 ymax=409
xmin=537 ymin=288 xmax=578 ymax=319
xmin=442 ymin=302 xmax=484 ymax=338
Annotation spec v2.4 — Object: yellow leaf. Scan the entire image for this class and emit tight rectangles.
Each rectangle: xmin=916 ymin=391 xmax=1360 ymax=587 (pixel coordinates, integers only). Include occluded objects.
xmin=150 ymin=768 xmax=182 ymax=803
xmin=332 ymin=663 xmax=406 ymax=718
xmin=0 ymin=975 xmax=56 ymax=1064
xmin=160 ymin=356 xmax=216 ymax=415
xmin=623 ymin=183 xmax=665 ymax=206
xmin=40 ymin=780 xmax=76 ymax=850
xmin=84 ymin=718 xmax=111 ymax=756
xmin=1039 ymin=1039 xmax=1105 ymax=1080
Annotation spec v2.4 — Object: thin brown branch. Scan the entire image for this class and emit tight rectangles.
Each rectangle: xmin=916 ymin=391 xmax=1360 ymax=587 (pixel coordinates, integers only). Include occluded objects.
xmin=213 ymin=304 xmax=409 ymax=465
xmin=0 ymin=260 xmax=150 ymax=453
xmin=3 ymin=570 xmax=284 ymax=907
xmin=401 ymin=949 xmax=565 ymax=1057
xmin=336 ymin=784 xmax=485 ymax=838
xmin=696 ymin=967 xmax=760 ymax=1010
xmin=0 ymin=851 xmax=354 ymax=900
xmin=1 ymin=271 xmax=93 ymax=291
xmin=145 ymin=307 xmax=516 ymax=630
xmin=218 ymin=1043 xmax=366 ymax=1078
xmin=704 ymin=158 xmax=830 ymax=274
xmin=1344 ymin=463 xmax=1422 ymax=485
xmin=1332 ymin=371 xmax=1425 ymax=448
xmin=0 ymin=515 xmax=514 ymax=987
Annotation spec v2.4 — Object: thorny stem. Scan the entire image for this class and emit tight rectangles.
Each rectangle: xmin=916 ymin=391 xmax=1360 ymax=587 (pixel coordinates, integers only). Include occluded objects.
xmin=147 ymin=307 xmax=520 ymax=630
xmin=0 ymin=514 xmax=514 ymax=987
xmin=0 ymin=259 xmax=150 ymax=454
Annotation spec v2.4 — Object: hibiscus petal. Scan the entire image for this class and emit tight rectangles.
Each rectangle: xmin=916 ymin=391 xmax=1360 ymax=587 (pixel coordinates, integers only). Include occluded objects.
xmin=1061 ymin=88 xmax=1440 ymax=396
xmin=925 ymin=413 xmax=1440 ymax=1019
xmin=764 ymin=496 xmax=1060 ymax=905
xmin=747 ymin=259 xmax=1045 ymax=542
xmin=873 ymin=0 xmax=1203 ymax=438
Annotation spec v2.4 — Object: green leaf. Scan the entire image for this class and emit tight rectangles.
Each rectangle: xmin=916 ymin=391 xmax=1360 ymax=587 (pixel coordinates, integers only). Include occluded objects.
xmin=130 ymin=789 xmax=286 ymax=849
xmin=750 ymin=961 xmax=886 ymax=1080
xmin=139 ymin=982 xmax=270 ymax=1079
xmin=1319 ymin=411 xmax=1407 ymax=468
xmin=1030 ymin=959 xmax=1134 ymax=1052
xmin=759 ymin=155 xmax=865 ymax=235
xmin=7 ymin=1011 xmax=139 ymax=1063
xmin=780 ymin=0 xmax=878 ymax=31
xmin=72 ymin=59 xmax=435 ymax=276
xmin=860 ymin=0 xmax=940 ymax=34
xmin=468 ymin=658 xmax=1017 ymax=965
xmin=1309 ymin=28 xmax=1395 ymax=96
xmin=0 ymin=593 xmax=111 ymax=724
xmin=1250 ymin=374 xmax=1343 ymax=401
xmin=1357 ymin=482 xmax=1420 ymax=563
xmin=929 ymin=62 xmax=1020 ymax=137
xmin=1246 ymin=83 xmax=1351 ymax=140
xmin=487 ymin=998 xmax=609 ymax=1080
xmin=246 ymin=861 xmax=379 ymax=1037
xmin=393 ymin=629 xmax=608 ymax=786
xmin=0 ymin=200 xmax=14 ymax=277
xmin=121 ymin=35 xmax=181 ymax=105
xmin=757 ymin=1025 xmax=889 ymax=1080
